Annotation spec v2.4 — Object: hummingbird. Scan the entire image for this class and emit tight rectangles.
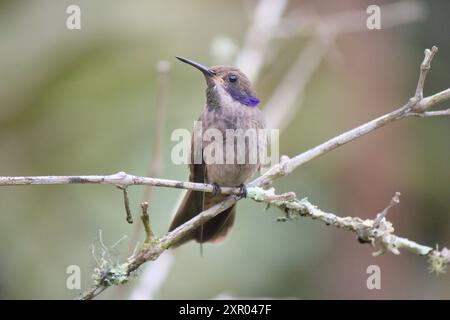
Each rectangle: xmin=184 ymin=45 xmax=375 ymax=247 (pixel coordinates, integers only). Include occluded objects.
xmin=168 ymin=56 xmax=266 ymax=246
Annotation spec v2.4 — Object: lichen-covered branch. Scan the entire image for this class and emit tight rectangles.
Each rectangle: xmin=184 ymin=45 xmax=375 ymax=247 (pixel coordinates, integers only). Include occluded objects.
xmin=79 ymin=195 xmax=239 ymax=300
xmin=247 ymin=187 xmax=433 ymax=257
xmin=248 ymin=187 xmax=448 ymax=272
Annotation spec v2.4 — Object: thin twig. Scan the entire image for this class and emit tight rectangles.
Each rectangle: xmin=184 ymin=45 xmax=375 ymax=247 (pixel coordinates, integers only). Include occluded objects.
xmin=407 ymin=108 xmax=450 ymax=117
xmin=140 ymin=202 xmax=153 ymax=243
xmin=414 ymin=46 xmax=438 ymax=102
xmin=373 ymin=192 xmax=401 ymax=226
xmin=116 ymin=186 xmax=133 ymax=224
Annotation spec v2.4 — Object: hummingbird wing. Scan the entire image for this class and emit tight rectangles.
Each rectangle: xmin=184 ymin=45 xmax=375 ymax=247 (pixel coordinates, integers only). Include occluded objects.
xmin=167 ymin=128 xmax=206 ymax=245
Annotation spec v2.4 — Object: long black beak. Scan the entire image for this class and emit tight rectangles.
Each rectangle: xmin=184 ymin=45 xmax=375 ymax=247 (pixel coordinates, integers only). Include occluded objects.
xmin=176 ymin=56 xmax=215 ymax=77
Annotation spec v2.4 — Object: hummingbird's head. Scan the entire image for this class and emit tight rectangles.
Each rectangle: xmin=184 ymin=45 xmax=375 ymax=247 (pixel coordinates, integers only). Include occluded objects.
xmin=176 ymin=56 xmax=260 ymax=108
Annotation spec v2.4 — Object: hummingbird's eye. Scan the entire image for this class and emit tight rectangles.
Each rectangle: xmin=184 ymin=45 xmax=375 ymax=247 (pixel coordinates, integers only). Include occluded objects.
xmin=228 ymin=74 xmax=237 ymax=83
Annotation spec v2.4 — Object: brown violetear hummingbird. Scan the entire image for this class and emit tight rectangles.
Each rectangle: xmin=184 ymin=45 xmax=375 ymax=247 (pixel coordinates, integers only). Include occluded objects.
xmin=168 ymin=56 xmax=266 ymax=246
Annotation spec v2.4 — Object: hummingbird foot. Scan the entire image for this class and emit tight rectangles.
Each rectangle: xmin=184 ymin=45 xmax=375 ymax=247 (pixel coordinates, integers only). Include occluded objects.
xmin=238 ymin=184 xmax=247 ymax=198
xmin=211 ymin=183 xmax=222 ymax=196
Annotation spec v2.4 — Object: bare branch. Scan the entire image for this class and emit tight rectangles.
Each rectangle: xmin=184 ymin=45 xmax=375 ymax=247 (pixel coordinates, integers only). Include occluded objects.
xmin=416 ymin=88 xmax=450 ymax=111
xmin=0 ymin=172 xmax=242 ymax=195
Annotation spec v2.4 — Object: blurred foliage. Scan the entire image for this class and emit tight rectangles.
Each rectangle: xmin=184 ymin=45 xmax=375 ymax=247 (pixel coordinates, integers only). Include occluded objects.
xmin=0 ymin=0 xmax=449 ymax=299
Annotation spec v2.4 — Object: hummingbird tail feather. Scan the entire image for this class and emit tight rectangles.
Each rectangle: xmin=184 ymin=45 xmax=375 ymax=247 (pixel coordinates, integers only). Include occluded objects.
xmin=196 ymin=205 xmax=236 ymax=244
xmin=168 ymin=189 xmax=204 ymax=247
xmin=168 ymin=190 xmax=236 ymax=247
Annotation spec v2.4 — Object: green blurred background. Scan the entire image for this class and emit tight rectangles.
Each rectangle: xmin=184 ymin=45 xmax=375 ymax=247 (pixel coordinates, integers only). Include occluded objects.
xmin=0 ymin=0 xmax=449 ymax=299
